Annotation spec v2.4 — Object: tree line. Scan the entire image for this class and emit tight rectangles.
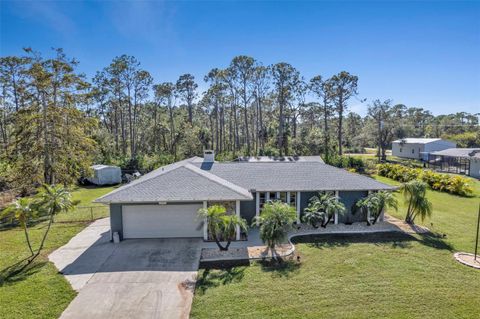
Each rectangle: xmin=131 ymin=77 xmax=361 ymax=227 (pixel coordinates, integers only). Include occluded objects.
xmin=1 ymin=48 xmax=478 ymax=192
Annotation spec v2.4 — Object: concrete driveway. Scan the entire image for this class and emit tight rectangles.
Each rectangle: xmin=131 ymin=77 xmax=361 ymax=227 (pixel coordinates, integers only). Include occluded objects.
xmin=49 ymin=218 xmax=202 ymax=319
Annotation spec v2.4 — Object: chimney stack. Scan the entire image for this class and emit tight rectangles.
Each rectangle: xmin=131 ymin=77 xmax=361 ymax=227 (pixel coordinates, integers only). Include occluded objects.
xmin=203 ymin=150 xmax=215 ymax=162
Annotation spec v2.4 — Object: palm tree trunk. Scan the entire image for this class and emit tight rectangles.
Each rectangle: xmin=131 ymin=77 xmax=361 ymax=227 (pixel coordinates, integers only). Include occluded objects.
xmin=23 ymin=225 xmax=34 ymax=256
xmin=321 ymin=215 xmax=333 ymax=228
xmin=405 ymin=199 xmax=413 ymax=223
xmin=30 ymin=211 xmax=54 ymax=263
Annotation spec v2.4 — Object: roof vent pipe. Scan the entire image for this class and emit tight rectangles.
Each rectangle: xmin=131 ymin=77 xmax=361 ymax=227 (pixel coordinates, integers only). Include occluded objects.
xmin=203 ymin=150 xmax=215 ymax=163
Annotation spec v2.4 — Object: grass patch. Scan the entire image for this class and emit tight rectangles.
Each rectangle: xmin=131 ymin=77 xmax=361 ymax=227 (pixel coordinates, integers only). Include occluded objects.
xmin=374 ymin=174 xmax=480 ymax=252
xmin=0 ymin=185 xmax=114 ymax=319
xmin=191 ymin=177 xmax=480 ymax=318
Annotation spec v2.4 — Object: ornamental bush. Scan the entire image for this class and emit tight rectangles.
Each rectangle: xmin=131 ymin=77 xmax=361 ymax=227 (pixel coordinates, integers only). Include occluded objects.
xmin=377 ymin=163 xmax=473 ymax=196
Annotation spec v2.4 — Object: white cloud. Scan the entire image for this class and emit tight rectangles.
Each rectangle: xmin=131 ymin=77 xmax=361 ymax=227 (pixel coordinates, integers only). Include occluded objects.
xmin=102 ymin=1 xmax=177 ymax=46
xmin=9 ymin=0 xmax=76 ymax=36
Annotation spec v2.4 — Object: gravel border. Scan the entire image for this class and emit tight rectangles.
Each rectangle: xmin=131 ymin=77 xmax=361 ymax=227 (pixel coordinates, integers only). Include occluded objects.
xmin=200 ymin=216 xmax=431 ymax=262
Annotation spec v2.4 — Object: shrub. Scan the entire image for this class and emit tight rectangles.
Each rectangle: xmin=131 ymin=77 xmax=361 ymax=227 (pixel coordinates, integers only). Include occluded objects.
xmin=326 ymin=155 xmax=366 ymax=173
xmin=377 ymin=163 xmax=473 ymax=196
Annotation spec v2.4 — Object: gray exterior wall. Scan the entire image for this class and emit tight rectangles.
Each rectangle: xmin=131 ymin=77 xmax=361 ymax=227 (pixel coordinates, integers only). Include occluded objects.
xmin=300 ymin=191 xmax=318 ymax=219
xmin=470 ymin=158 xmax=480 ymax=179
xmin=339 ymin=191 xmax=368 ymax=223
xmin=392 ymin=142 xmax=425 ymax=159
xmin=392 ymin=140 xmax=456 ymax=160
xmin=240 ymin=193 xmax=257 ymax=225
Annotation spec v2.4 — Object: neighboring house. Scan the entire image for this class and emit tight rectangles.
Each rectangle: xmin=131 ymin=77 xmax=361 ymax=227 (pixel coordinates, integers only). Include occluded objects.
xmin=95 ymin=151 xmax=395 ymax=241
xmin=392 ymin=138 xmax=456 ymax=160
xmin=88 ymin=165 xmax=122 ymax=185
xmin=428 ymin=148 xmax=480 ymax=179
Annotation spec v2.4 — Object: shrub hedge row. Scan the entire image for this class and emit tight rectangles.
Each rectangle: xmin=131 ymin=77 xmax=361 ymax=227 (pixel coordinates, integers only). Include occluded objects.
xmin=377 ymin=163 xmax=473 ymax=196
xmin=325 ymin=155 xmax=367 ymax=173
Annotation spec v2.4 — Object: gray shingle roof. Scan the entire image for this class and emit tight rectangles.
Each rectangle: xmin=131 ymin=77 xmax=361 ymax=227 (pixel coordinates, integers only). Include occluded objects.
xmin=96 ymin=157 xmax=395 ymax=203
xmin=233 ymin=156 xmax=324 ymax=163
xmin=192 ymin=161 xmax=395 ymax=192
xmin=430 ymin=148 xmax=480 ymax=158
xmin=95 ymin=161 xmax=252 ymax=203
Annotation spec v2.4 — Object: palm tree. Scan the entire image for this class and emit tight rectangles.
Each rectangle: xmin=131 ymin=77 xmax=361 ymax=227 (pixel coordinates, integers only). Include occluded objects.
xmin=401 ymin=180 xmax=433 ymax=224
xmin=253 ymin=201 xmax=296 ymax=251
xmin=1 ymin=198 xmax=36 ymax=256
xmin=302 ymin=208 xmax=324 ymax=228
xmin=356 ymin=191 xmax=398 ymax=225
xmin=32 ymin=184 xmax=75 ymax=260
xmin=304 ymin=193 xmax=346 ymax=228
xmin=198 ymin=205 xmax=248 ymax=251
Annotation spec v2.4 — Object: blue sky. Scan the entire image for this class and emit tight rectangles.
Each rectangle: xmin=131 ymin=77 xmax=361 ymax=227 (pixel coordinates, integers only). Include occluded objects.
xmin=1 ymin=0 xmax=479 ymax=115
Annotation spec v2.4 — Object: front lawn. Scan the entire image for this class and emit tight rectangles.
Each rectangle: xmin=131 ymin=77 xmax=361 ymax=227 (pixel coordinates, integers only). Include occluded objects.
xmin=0 ymin=185 xmax=115 ymax=319
xmin=191 ymin=177 xmax=480 ymax=319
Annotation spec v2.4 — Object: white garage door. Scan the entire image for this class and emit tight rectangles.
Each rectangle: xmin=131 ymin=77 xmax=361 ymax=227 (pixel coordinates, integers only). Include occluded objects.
xmin=122 ymin=204 xmax=203 ymax=239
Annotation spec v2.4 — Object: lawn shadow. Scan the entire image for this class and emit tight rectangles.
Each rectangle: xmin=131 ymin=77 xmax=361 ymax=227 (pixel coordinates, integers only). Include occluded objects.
xmin=415 ymin=232 xmax=455 ymax=251
xmin=195 ymin=267 xmax=246 ymax=295
xmin=0 ymin=259 xmax=46 ymax=286
xmin=257 ymin=257 xmax=301 ymax=278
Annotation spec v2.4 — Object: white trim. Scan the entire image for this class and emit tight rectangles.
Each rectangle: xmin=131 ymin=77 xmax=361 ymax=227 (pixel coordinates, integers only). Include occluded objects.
xmin=334 ymin=191 xmax=339 ymax=224
xmin=236 ymin=200 xmax=241 ymax=240
xmin=296 ymin=191 xmax=301 ymax=223
xmin=203 ymin=201 xmax=208 ymax=240
xmin=287 ymin=191 xmax=290 ymax=204
xmin=367 ymin=190 xmax=372 ymax=223
xmin=255 ymin=192 xmax=260 ymax=226
xmin=266 ymin=192 xmax=270 ymax=201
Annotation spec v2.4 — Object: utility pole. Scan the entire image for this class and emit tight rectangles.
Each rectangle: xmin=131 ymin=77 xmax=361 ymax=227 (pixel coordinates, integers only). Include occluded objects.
xmin=475 ymin=203 xmax=480 ymax=261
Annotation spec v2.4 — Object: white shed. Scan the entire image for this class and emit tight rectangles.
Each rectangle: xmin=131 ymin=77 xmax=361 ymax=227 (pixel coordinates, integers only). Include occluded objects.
xmin=88 ymin=165 xmax=122 ymax=185
xmin=392 ymin=138 xmax=456 ymax=160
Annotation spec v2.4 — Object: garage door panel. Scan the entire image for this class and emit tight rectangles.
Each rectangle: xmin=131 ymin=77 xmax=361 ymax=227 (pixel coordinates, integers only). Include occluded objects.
xmin=122 ymin=204 xmax=203 ymax=239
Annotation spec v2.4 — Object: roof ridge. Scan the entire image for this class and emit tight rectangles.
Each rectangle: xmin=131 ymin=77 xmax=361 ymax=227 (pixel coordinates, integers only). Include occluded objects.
xmin=94 ymin=157 xmax=199 ymax=203
xmin=183 ymin=163 xmax=252 ymax=199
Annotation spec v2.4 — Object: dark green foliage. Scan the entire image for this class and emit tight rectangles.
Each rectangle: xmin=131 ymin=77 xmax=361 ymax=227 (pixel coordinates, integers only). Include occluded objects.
xmin=377 ymin=163 xmax=473 ymax=196
xmin=325 ymin=155 xmax=366 ymax=173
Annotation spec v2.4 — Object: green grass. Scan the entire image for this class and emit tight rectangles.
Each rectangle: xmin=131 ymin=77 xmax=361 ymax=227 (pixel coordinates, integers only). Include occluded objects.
xmin=374 ymin=175 xmax=480 ymax=252
xmin=191 ymin=177 xmax=480 ymax=319
xmin=55 ymin=185 xmax=116 ymax=222
xmin=0 ymin=185 xmax=115 ymax=319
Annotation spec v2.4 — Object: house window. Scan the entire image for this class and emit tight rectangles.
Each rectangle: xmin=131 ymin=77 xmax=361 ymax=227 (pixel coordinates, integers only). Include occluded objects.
xmin=412 ymin=149 xmax=415 ymax=154
xmin=400 ymin=148 xmax=402 ymax=153
xmin=279 ymin=192 xmax=287 ymax=203
xmin=259 ymin=192 xmax=266 ymax=208
xmin=289 ymin=192 xmax=297 ymax=207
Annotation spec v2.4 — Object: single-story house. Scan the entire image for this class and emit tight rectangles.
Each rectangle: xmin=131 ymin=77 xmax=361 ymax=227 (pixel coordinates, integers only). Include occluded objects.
xmin=88 ymin=165 xmax=122 ymax=185
xmin=95 ymin=151 xmax=395 ymax=241
xmin=392 ymin=138 xmax=456 ymax=161
xmin=427 ymin=148 xmax=480 ymax=179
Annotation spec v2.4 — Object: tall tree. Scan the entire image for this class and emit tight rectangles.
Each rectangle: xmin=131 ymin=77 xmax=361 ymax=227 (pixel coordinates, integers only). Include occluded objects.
xmin=328 ymin=71 xmax=358 ymax=155
xmin=270 ymin=63 xmax=300 ymax=155
xmin=229 ymin=56 xmax=256 ymax=155
xmin=252 ymin=65 xmax=269 ymax=153
xmin=176 ymin=74 xmax=198 ymax=124
xmin=368 ymin=99 xmax=396 ymax=161
xmin=153 ymin=82 xmax=177 ymax=158
xmin=10 ymin=48 xmax=96 ymax=190
xmin=310 ymin=75 xmax=334 ymax=160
